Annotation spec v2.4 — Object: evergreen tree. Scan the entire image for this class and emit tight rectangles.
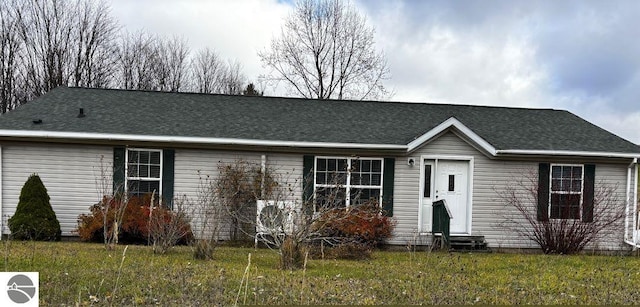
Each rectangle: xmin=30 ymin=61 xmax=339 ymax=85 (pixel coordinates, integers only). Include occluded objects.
xmin=242 ymin=83 xmax=263 ymax=96
xmin=8 ymin=174 xmax=61 ymax=240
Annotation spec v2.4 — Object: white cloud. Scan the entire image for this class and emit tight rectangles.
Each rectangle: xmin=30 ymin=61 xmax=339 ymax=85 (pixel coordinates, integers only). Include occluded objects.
xmin=362 ymin=0 xmax=640 ymax=144
xmin=368 ymin=1 xmax=551 ymax=109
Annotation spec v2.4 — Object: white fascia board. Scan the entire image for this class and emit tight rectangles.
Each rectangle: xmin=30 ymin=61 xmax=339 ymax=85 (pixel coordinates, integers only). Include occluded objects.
xmin=0 ymin=130 xmax=406 ymax=150
xmin=406 ymin=117 xmax=497 ymax=155
xmin=496 ymin=149 xmax=640 ymax=159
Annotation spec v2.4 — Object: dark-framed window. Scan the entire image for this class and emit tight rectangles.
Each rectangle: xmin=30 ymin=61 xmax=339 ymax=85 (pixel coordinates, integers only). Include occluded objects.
xmin=126 ymin=148 xmax=162 ymax=197
xmin=314 ymin=157 xmax=383 ymax=210
xmin=549 ymin=164 xmax=583 ymax=219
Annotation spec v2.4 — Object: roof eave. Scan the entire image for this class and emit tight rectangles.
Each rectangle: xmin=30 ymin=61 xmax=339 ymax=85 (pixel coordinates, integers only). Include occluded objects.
xmin=405 ymin=117 xmax=640 ymax=159
xmin=495 ymin=149 xmax=640 ymax=159
xmin=0 ymin=129 xmax=637 ymax=159
xmin=0 ymin=130 xmax=407 ymax=151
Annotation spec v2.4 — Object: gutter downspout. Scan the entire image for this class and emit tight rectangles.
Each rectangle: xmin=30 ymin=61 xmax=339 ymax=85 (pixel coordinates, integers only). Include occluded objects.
xmin=0 ymin=145 xmax=2 ymax=240
xmin=634 ymin=160 xmax=639 ymax=246
xmin=260 ymin=154 xmax=267 ymax=198
xmin=624 ymin=158 xmax=638 ymax=247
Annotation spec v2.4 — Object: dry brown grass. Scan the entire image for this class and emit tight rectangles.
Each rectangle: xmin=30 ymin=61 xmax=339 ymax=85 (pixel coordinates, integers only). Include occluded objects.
xmin=4 ymin=241 xmax=640 ymax=305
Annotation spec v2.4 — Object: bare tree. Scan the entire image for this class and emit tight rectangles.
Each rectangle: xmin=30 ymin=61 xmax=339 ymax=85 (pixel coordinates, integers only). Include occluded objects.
xmin=15 ymin=0 xmax=74 ymax=97
xmin=2 ymin=0 xmax=249 ymax=111
xmin=70 ymin=0 xmax=119 ymax=88
xmin=4 ymin=0 xmax=118 ymax=106
xmin=117 ymin=32 xmax=192 ymax=92
xmin=189 ymin=48 xmax=246 ymax=95
xmin=116 ymin=30 xmax=159 ymax=90
xmin=495 ymin=168 xmax=625 ymax=254
xmin=220 ymin=59 xmax=246 ymax=95
xmin=189 ymin=48 xmax=225 ymax=94
xmin=0 ymin=1 xmax=24 ymax=113
xmin=259 ymin=0 xmax=390 ymax=100
xmin=155 ymin=36 xmax=190 ymax=92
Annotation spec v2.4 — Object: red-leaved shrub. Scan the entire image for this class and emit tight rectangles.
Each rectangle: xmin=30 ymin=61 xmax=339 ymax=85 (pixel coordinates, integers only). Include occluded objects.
xmin=76 ymin=195 xmax=193 ymax=245
xmin=314 ymin=201 xmax=395 ymax=248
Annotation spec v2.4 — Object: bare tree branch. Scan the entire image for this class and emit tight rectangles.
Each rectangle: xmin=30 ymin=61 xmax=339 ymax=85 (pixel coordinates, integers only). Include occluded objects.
xmin=495 ymin=168 xmax=625 ymax=254
xmin=259 ymin=0 xmax=390 ymax=100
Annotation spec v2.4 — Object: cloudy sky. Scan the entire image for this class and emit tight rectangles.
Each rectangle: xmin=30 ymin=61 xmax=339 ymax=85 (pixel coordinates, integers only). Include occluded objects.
xmin=108 ymin=0 xmax=640 ymax=144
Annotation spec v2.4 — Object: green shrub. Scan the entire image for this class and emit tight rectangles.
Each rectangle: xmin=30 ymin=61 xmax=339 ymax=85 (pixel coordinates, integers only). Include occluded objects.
xmin=8 ymin=174 xmax=61 ymax=240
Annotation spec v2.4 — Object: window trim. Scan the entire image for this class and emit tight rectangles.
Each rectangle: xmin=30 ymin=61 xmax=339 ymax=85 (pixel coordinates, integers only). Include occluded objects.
xmin=125 ymin=148 xmax=163 ymax=196
xmin=548 ymin=163 xmax=584 ymax=220
xmin=313 ymin=156 xmax=384 ymax=209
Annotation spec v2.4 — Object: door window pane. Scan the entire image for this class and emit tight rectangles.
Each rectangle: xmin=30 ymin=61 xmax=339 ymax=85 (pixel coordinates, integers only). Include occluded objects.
xmin=424 ymin=165 xmax=432 ymax=198
xmin=448 ymin=175 xmax=455 ymax=192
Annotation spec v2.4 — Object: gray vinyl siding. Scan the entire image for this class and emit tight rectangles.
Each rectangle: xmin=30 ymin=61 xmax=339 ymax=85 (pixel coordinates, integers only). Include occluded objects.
xmin=589 ymin=163 xmax=629 ymax=251
xmin=1 ymin=143 xmax=112 ymax=236
xmin=0 ymin=139 xmax=631 ymax=251
xmin=390 ymin=131 xmax=632 ymax=251
xmin=173 ymin=149 xmax=302 ymax=240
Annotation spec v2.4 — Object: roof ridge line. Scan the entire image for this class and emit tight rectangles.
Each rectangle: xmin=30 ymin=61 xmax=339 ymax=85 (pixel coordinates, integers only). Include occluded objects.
xmin=63 ymin=86 xmax=559 ymax=111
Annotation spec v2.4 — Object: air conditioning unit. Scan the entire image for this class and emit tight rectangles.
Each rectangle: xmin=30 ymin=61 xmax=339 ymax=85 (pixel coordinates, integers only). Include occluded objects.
xmin=256 ymin=200 xmax=293 ymax=235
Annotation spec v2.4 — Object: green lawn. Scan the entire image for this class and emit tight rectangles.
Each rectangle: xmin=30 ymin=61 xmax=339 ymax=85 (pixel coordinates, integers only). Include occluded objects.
xmin=3 ymin=241 xmax=640 ymax=305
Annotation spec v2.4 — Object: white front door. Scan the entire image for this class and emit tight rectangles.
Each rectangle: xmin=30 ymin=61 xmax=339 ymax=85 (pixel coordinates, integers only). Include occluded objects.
xmin=435 ymin=160 xmax=470 ymax=234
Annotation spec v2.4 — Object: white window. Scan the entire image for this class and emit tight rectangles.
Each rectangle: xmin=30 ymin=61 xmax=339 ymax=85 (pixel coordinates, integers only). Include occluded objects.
xmin=126 ymin=148 xmax=162 ymax=197
xmin=550 ymin=164 xmax=583 ymax=219
xmin=314 ymin=157 xmax=383 ymax=210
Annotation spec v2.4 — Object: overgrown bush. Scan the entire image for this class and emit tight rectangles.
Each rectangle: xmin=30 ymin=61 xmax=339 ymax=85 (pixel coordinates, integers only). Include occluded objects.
xmin=77 ymin=195 xmax=193 ymax=245
xmin=216 ymin=160 xmax=277 ymax=241
xmin=281 ymin=235 xmax=305 ymax=269
xmin=8 ymin=174 xmax=61 ymax=240
xmin=192 ymin=239 xmax=216 ymax=260
xmin=496 ymin=169 xmax=624 ymax=254
xmin=149 ymin=196 xmax=194 ymax=254
xmin=314 ymin=201 xmax=395 ymax=249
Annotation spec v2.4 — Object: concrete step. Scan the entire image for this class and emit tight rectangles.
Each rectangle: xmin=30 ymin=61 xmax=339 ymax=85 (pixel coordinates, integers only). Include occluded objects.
xmin=449 ymin=235 xmax=490 ymax=252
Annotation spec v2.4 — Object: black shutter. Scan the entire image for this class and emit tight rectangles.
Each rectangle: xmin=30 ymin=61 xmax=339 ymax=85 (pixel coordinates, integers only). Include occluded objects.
xmin=113 ymin=147 xmax=126 ymax=196
xmin=537 ymin=163 xmax=550 ymax=221
xmin=303 ymin=155 xmax=315 ymax=213
xmin=582 ymin=164 xmax=596 ymax=222
xmin=382 ymin=158 xmax=395 ymax=217
xmin=162 ymin=149 xmax=175 ymax=208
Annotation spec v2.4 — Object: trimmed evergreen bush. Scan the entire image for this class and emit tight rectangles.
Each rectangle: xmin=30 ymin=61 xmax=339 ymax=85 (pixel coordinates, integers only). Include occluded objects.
xmin=8 ymin=174 xmax=61 ymax=240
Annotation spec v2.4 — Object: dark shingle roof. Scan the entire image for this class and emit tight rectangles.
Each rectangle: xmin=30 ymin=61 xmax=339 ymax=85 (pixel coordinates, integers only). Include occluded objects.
xmin=0 ymin=87 xmax=638 ymax=155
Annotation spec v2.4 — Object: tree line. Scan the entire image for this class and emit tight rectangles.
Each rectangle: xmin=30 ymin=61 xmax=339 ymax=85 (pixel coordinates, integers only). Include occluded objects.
xmin=0 ymin=0 xmax=255 ymax=114
xmin=1 ymin=0 xmax=390 ymax=114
